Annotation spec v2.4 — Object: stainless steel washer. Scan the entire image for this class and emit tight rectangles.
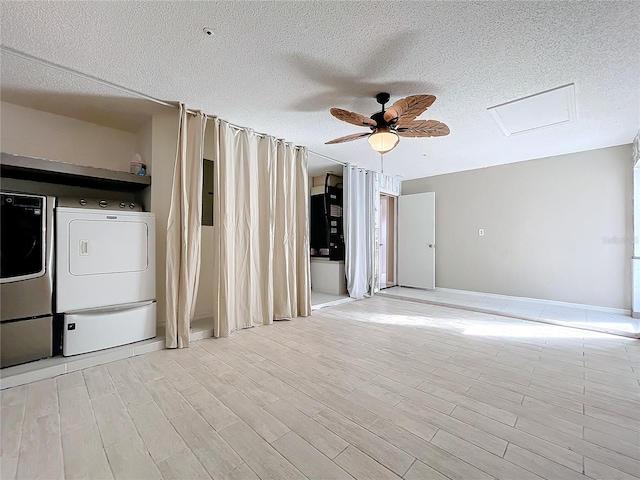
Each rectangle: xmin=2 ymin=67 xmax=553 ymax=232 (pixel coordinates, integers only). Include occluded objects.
xmin=0 ymin=192 xmax=54 ymax=368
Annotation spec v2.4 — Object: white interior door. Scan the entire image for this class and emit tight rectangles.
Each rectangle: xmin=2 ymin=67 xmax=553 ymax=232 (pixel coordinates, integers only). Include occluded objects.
xmin=397 ymin=192 xmax=435 ymax=289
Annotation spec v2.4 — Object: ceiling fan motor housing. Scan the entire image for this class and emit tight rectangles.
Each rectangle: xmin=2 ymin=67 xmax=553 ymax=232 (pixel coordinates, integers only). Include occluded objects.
xmin=370 ymin=111 xmax=389 ymax=129
xmin=376 ymin=92 xmax=391 ymax=105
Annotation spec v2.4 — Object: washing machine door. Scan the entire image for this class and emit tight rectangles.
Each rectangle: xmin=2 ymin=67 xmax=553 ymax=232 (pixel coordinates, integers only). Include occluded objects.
xmin=0 ymin=193 xmax=46 ymax=282
xmin=0 ymin=193 xmax=54 ymax=322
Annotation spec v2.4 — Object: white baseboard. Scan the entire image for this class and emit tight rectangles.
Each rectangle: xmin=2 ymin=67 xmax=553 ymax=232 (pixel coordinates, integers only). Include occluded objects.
xmin=191 ymin=329 xmax=213 ymax=341
xmin=311 ymin=297 xmax=355 ymax=311
xmin=435 ymin=287 xmax=630 ymax=315
xmin=0 ymin=335 xmax=165 ymax=390
xmin=2 ymin=317 xmax=215 ymax=390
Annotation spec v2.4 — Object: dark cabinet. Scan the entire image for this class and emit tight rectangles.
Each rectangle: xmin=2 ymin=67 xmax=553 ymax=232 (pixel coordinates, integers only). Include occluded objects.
xmin=310 ymin=184 xmax=344 ymax=261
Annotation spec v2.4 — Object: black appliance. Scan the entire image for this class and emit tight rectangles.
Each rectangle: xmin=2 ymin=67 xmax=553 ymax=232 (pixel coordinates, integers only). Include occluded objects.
xmin=310 ymin=175 xmax=344 ymax=261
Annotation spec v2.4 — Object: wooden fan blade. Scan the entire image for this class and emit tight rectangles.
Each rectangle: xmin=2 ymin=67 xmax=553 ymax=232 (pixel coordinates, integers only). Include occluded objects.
xmin=325 ymin=132 xmax=372 ymax=144
xmin=396 ymin=120 xmax=450 ymax=137
xmin=330 ymin=108 xmax=377 ymax=127
xmin=383 ymin=95 xmax=436 ymax=125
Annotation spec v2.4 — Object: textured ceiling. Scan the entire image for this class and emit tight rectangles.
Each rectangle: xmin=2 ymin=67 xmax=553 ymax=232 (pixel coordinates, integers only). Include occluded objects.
xmin=1 ymin=52 xmax=175 ymax=132
xmin=1 ymin=1 xmax=638 ymax=179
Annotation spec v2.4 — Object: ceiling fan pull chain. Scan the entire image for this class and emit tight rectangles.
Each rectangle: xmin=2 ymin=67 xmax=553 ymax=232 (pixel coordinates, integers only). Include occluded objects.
xmin=380 ymin=153 xmax=384 ymax=174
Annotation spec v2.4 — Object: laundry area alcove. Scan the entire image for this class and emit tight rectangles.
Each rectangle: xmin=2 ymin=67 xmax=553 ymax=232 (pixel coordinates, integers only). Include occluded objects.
xmin=308 ymin=167 xmax=350 ymax=309
xmin=0 ymin=51 xmax=194 ymax=386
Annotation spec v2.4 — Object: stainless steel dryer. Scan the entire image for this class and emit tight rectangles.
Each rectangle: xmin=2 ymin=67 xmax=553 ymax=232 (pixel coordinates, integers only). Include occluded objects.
xmin=0 ymin=192 xmax=55 ymax=368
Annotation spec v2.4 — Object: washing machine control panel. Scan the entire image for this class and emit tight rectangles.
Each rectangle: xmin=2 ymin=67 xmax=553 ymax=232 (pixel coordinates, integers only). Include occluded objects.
xmin=57 ymin=197 xmax=143 ymax=212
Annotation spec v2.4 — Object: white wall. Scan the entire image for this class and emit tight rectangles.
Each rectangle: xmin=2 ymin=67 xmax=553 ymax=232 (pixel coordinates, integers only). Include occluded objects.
xmin=136 ymin=119 xmax=153 ymax=173
xmin=149 ymin=113 xmax=180 ymax=326
xmin=1 ymin=102 xmax=137 ymax=171
xmin=135 ymin=119 xmax=153 ymax=209
xmin=402 ymin=145 xmax=633 ymax=310
xmin=194 ymin=122 xmax=216 ymax=321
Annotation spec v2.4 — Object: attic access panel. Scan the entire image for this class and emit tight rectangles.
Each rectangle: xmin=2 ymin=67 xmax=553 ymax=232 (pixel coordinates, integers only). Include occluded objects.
xmin=487 ymin=84 xmax=576 ymax=136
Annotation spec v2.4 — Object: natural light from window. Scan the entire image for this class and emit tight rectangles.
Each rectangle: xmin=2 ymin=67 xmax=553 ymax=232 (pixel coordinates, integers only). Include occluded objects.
xmin=462 ymin=323 xmax=616 ymax=339
xmin=353 ymin=312 xmax=622 ymax=340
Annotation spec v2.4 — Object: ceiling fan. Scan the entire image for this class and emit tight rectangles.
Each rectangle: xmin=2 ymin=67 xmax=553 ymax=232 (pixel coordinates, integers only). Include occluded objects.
xmin=326 ymin=92 xmax=449 ymax=154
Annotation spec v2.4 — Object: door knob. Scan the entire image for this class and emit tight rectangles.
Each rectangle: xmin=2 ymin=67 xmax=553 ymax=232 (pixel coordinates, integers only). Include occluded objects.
xmin=428 ymin=244 xmax=434 ymax=248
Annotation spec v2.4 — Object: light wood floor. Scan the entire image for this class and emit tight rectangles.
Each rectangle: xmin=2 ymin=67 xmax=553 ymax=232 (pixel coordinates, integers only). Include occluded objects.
xmin=2 ymin=296 xmax=639 ymax=480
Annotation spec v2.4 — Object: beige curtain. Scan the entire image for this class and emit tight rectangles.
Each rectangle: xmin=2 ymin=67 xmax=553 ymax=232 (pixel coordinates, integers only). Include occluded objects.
xmin=165 ymin=105 xmax=207 ymax=348
xmin=212 ymin=119 xmax=311 ymax=337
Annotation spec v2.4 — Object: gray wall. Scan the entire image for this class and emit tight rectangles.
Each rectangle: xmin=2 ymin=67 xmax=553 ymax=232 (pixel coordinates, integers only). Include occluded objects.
xmin=402 ymin=145 xmax=633 ymax=310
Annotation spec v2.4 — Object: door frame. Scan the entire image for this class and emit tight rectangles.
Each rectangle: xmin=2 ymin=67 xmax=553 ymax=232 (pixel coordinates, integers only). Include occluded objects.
xmin=379 ymin=193 xmax=398 ymax=289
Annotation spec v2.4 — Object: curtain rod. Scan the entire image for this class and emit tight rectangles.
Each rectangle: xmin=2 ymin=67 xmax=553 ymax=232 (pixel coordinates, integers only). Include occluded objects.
xmin=202 ymin=113 xmax=287 ymax=143
xmin=3 ymin=46 xmax=345 ymax=161
xmin=307 ymin=151 xmax=346 ymax=166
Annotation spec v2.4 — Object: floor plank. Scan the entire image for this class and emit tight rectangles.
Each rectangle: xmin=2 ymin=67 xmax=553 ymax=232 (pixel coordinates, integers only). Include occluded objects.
xmin=128 ymin=401 xmax=187 ymax=463
xmin=516 ymin=416 xmax=640 ymax=477
xmin=333 ymin=445 xmax=401 ymax=480
xmin=430 ymin=430 xmax=543 ymax=480
xmin=144 ymin=377 xmax=193 ymax=420
xmin=104 ymin=435 xmax=161 ymax=480
xmin=59 ymin=385 xmax=95 ymax=436
xmin=181 ymin=383 xmax=240 ymax=431
xmin=403 ymin=460 xmax=450 ymax=480
xmin=314 ymin=408 xmax=415 ymax=476
xmin=155 ymin=448 xmax=211 ymax=480
xmin=265 ymin=400 xmax=349 ymax=459
xmin=61 ymin=423 xmax=113 ymax=480
xmin=16 ymin=412 xmax=64 ymax=480
xmin=82 ymin=366 xmax=116 ymax=400
xmin=368 ymin=418 xmax=493 ymax=480
xmin=1 ymin=404 xmax=24 ymax=459
xmin=451 ymin=405 xmax=584 ymax=472
xmin=219 ymin=390 xmax=289 ymax=443
xmin=503 ymin=443 xmax=588 ymax=480
xmin=170 ymin=410 xmax=243 ymax=478
xmin=24 ymin=379 xmax=58 ymax=420
xmin=91 ymin=393 xmax=139 ymax=448
xmin=218 ymin=421 xmax=305 ymax=480
xmin=272 ymin=431 xmax=353 ymax=480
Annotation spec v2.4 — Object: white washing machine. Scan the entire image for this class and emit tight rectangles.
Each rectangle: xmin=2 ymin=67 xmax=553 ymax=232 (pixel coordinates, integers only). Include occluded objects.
xmin=56 ymin=198 xmax=156 ymax=356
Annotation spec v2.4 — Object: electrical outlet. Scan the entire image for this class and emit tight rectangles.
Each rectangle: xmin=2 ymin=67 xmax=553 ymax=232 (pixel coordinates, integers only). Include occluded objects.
xmin=479 ymin=229 xmax=485 ymax=236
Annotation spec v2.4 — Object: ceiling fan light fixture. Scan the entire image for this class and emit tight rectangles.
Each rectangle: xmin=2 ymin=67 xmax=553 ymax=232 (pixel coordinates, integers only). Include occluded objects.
xmin=368 ymin=128 xmax=399 ymax=154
